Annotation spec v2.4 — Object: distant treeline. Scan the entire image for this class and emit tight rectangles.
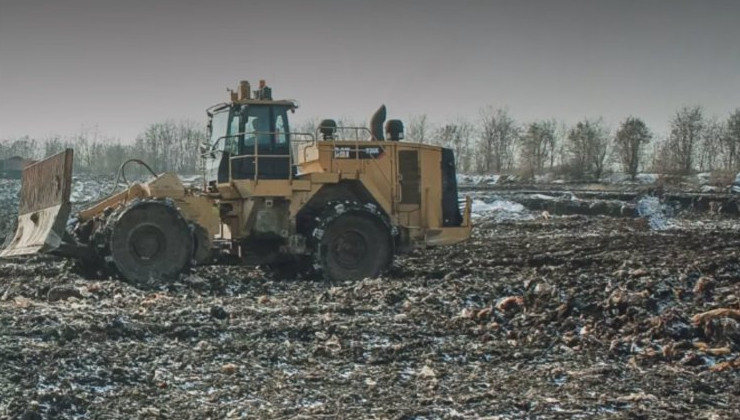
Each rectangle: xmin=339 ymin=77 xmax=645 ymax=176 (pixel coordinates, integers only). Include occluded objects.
xmin=2 ymin=105 xmax=740 ymax=181
xmin=0 ymin=120 xmax=204 ymax=175
xmin=398 ymin=105 xmax=740 ymax=181
xmin=302 ymin=105 xmax=740 ymax=181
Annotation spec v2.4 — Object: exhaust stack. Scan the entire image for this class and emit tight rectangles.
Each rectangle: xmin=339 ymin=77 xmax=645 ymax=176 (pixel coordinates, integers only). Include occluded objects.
xmin=238 ymin=80 xmax=251 ymax=101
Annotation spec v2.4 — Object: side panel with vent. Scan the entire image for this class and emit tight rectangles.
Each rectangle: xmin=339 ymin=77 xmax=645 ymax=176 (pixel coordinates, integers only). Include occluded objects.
xmin=398 ymin=150 xmax=421 ymax=205
xmin=441 ymin=148 xmax=462 ymax=227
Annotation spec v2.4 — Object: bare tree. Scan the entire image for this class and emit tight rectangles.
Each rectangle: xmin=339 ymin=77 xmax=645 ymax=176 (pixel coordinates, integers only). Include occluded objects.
xmin=292 ymin=118 xmax=320 ymax=137
xmin=697 ymin=117 xmax=725 ymax=172
xmin=650 ymin=135 xmax=672 ymax=174
xmin=88 ymin=141 xmax=107 ymax=173
xmin=666 ymin=106 xmax=704 ymax=174
xmin=73 ymin=130 xmax=91 ymax=172
xmin=406 ymin=114 xmax=432 ymax=144
xmin=175 ymin=119 xmax=205 ymax=173
xmin=102 ymin=142 xmax=129 ymax=173
xmin=519 ymin=120 xmax=557 ymax=180
xmin=566 ymin=119 xmax=609 ymax=181
xmin=2 ymin=136 xmax=39 ymax=160
xmin=477 ymin=107 xmax=519 ymax=173
xmin=42 ymin=136 xmax=67 ymax=158
xmin=150 ymin=121 xmax=177 ymax=171
xmin=333 ymin=116 xmax=364 ymax=140
xmin=134 ymin=119 xmax=204 ymax=173
xmin=614 ymin=117 xmax=651 ymax=180
xmin=435 ymin=120 xmax=474 ymax=173
xmin=723 ymin=109 xmax=740 ymax=171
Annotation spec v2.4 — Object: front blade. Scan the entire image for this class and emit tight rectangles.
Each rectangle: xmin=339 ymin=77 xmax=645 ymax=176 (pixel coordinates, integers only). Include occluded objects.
xmin=1 ymin=149 xmax=74 ymax=257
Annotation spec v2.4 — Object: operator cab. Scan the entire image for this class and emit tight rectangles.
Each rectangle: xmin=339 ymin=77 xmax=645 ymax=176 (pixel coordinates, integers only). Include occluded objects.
xmin=205 ymin=80 xmax=297 ymax=186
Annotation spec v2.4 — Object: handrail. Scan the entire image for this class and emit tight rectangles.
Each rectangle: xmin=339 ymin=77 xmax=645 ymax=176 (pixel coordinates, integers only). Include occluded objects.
xmin=289 ymin=132 xmax=317 ymax=164
xmin=203 ymin=132 xmax=246 ymax=158
xmin=219 ymin=130 xmax=316 ymax=182
xmin=316 ymin=126 xmax=377 ymax=142
xmin=204 ymin=131 xmax=314 ymax=156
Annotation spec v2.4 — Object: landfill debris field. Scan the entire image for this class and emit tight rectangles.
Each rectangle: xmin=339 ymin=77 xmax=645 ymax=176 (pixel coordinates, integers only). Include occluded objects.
xmin=2 ymin=179 xmax=740 ymax=418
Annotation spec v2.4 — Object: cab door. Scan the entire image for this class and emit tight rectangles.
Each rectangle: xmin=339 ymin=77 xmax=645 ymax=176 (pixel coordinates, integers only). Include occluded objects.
xmin=204 ymin=107 xmax=235 ymax=184
xmin=232 ymin=105 xmax=292 ymax=180
xmin=269 ymin=107 xmax=291 ymax=179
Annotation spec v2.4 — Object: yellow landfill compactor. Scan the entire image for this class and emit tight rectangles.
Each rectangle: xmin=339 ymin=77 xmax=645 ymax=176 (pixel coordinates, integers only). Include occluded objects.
xmin=1 ymin=81 xmax=472 ymax=286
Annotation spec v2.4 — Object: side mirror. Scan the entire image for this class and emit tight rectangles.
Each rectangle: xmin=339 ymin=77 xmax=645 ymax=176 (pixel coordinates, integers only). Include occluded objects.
xmin=199 ymin=142 xmax=216 ymax=159
xmin=199 ymin=142 xmax=209 ymax=155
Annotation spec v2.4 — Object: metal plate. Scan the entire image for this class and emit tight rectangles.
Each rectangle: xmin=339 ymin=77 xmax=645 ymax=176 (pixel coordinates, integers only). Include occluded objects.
xmin=1 ymin=149 xmax=74 ymax=257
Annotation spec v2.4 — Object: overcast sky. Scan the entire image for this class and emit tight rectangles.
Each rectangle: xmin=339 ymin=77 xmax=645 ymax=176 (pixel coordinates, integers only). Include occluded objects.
xmin=1 ymin=0 xmax=739 ymax=141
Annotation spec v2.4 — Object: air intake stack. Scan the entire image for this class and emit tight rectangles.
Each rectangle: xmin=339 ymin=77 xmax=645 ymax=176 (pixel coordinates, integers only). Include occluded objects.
xmin=238 ymin=80 xmax=251 ymax=100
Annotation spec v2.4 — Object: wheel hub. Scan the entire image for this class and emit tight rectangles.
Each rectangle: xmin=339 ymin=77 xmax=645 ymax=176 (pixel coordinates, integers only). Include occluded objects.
xmin=108 ymin=200 xmax=194 ymax=286
xmin=331 ymin=230 xmax=367 ymax=269
xmin=129 ymin=224 xmax=166 ymax=261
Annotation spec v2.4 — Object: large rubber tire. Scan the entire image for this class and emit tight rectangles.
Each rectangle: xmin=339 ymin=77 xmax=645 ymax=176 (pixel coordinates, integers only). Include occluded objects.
xmin=109 ymin=201 xmax=193 ymax=287
xmin=318 ymin=213 xmax=392 ymax=281
xmin=192 ymin=224 xmax=213 ymax=265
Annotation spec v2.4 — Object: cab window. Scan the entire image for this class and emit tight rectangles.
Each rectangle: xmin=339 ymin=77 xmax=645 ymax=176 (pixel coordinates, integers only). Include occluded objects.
xmin=226 ymin=112 xmax=240 ymax=154
xmin=209 ymin=110 xmax=229 ymax=151
xmin=275 ymin=114 xmax=287 ymax=144
xmin=242 ymin=106 xmax=271 ymax=149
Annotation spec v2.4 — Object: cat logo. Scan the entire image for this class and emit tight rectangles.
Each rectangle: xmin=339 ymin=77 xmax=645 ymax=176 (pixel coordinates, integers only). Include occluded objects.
xmin=333 ymin=145 xmax=385 ymax=160
xmin=334 ymin=147 xmax=351 ymax=159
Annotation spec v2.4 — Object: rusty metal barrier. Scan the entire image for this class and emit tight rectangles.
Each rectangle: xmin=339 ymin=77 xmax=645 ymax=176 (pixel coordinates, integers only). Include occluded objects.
xmin=1 ymin=149 xmax=74 ymax=257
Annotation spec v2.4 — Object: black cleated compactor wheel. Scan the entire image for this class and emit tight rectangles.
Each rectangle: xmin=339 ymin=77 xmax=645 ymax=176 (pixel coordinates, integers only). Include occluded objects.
xmin=315 ymin=204 xmax=393 ymax=281
xmin=109 ymin=200 xmax=193 ymax=287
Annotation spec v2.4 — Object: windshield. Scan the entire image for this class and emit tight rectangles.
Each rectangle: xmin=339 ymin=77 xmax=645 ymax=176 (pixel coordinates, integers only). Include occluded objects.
xmin=242 ymin=105 xmax=272 ymax=149
xmin=210 ymin=110 xmax=230 ymax=150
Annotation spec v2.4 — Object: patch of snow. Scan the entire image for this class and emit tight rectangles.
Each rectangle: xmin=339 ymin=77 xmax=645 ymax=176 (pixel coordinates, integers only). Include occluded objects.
xmin=695 ymin=172 xmax=712 ymax=185
xmin=601 ymin=173 xmax=631 ymax=184
xmin=472 ymin=199 xmax=525 ymax=214
xmin=635 ymin=173 xmax=659 ymax=184
xmin=602 ymin=173 xmax=660 ymax=185
xmin=179 ymin=175 xmax=204 ymax=188
xmin=69 ymin=177 xmax=117 ymax=204
xmin=637 ymin=196 xmax=675 ymax=230
xmin=471 ymin=198 xmax=534 ymax=222
xmin=563 ymin=192 xmax=579 ymax=201
xmin=458 ymin=174 xmax=500 ymax=185
xmin=534 ymin=173 xmax=554 ymax=183
xmin=700 ymin=185 xmax=721 ymax=193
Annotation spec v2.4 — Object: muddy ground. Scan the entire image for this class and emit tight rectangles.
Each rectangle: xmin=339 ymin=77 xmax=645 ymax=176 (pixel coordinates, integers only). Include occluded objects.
xmin=2 ymin=190 xmax=740 ymax=418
